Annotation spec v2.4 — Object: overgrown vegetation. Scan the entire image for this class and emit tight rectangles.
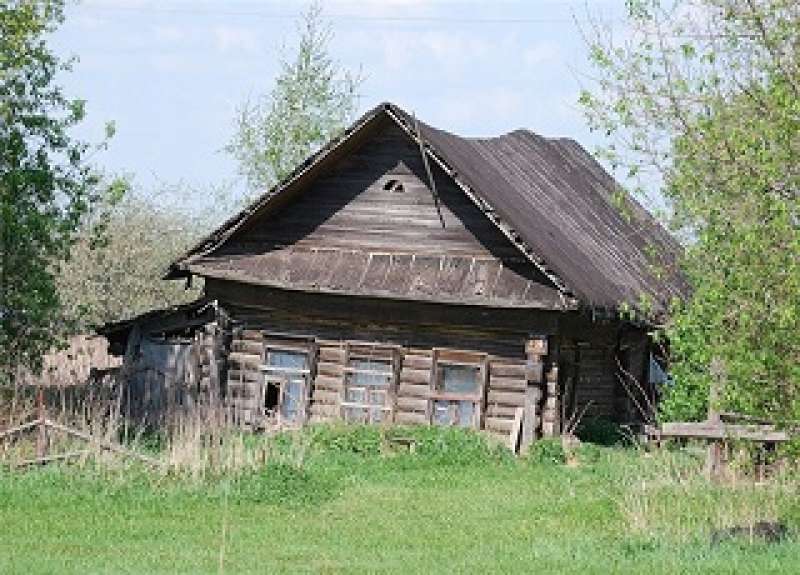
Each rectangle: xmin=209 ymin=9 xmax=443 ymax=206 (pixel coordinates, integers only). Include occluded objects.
xmin=0 ymin=0 xmax=122 ymax=379
xmin=581 ymin=0 xmax=799 ymax=423
xmin=1 ymin=424 xmax=798 ymax=574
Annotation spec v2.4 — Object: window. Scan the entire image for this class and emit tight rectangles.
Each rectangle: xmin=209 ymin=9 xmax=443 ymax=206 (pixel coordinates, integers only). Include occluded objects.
xmin=343 ymin=358 xmax=393 ymax=423
xmin=261 ymin=339 xmax=313 ymax=425
xmin=430 ymin=350 xmax=486 ymax=429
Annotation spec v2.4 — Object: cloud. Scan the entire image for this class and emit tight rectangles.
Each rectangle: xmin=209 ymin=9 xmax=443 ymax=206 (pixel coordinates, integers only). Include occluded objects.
xmin=213 ymin=25 xmax=259 ymax=54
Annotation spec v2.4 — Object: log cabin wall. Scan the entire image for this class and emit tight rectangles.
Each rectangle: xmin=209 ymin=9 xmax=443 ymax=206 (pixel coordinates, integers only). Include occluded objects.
xmin=211 ymin=293 xmax=648 ymax=441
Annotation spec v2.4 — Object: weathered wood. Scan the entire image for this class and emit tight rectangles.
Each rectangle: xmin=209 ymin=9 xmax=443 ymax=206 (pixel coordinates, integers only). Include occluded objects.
xmin=228 ymin=352 xmax=261 ymax=369
xmin=399 ymin=368 xmax=431 ymax=386
xmin=401 ymin=355 xmax=432 ymax=370
xmin=395 ymin=396 xmax=428 ymax=412
xmin=45 ymin=420 xmax=162 ymax=467
xmin=485 ymin=416 xmax=515 ymax=434
xmin=509 ymin=407 xmax=524 ymax=452
xmin=486 ymin=390 xmax=526 ymax=407
xmin=313 ymin=375 xmax=343 ymax=392
xmin=651 ymin=423 xmax=790 ymax=443
xmin=488 ymin=377 xmax=527 ymax=391
xmin=313 ymin=390 xmax=339 ymax=405
xmin=490 ymin=363 xmax=527 ymax=378
xmin=395 ymin=411 xmax=429 ymax=425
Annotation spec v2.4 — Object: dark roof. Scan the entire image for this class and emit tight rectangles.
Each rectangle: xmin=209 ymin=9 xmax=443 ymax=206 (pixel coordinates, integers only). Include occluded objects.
xmin=171 ymin=102 xmax=686 ymax=316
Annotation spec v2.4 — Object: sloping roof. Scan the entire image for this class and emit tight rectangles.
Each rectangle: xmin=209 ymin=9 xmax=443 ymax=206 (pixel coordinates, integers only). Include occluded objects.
xmin=171 ymin=102 xmax=686 ymax=315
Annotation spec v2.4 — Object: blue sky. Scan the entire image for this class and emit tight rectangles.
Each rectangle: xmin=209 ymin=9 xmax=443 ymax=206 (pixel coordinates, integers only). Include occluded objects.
xmin=53 ymin=0 xmax=629 ymax=203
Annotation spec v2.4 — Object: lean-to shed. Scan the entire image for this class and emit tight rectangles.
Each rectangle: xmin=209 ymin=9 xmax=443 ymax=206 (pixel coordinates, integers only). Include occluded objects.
xmin=112 ymin=102 xmax=686 ymax=446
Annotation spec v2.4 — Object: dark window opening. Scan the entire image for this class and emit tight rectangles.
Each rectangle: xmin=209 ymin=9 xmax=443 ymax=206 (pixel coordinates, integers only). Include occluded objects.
xmin=382 ymin=178 xmax=404 ymax=193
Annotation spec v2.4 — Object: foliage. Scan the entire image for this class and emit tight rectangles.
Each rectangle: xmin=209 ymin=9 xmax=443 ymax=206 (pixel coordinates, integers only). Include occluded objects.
xmin=56 ymin=182 xmax=235 ymax=329
xmin=580 ymin=0 xmax=800 ymax=423
xmin=225 ymin=2 xmax=361 ymax=194
xmin=2 ymin=446 xmax=798 ymax=573
xmin=0 ymin=1 xmax=119 ymax=378
xmin=525 ymin=438 xmax=567 ymax=465
xmin=576 ymin=417 xmax=627 ymax=446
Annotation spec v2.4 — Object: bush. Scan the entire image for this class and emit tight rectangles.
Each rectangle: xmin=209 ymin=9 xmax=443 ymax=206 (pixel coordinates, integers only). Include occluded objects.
xmin=526 ymin=438 xmax=566 ymax=465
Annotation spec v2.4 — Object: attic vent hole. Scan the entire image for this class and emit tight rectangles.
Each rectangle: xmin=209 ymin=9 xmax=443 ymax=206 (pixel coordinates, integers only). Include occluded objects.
xmin=383 ymin=179 xmax=404 ymax=193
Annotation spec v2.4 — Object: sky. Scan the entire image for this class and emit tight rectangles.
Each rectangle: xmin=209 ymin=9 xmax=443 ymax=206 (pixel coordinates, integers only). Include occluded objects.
xmin=52 ymin=0 xmax=631 ymax=204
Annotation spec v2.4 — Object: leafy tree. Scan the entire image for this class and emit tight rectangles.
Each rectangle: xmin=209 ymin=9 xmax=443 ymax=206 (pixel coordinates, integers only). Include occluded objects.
xmin=581 ymin=0 xmax=799 ymax=423
xmin=0 ymin=1 xmax=118 ymax=380
xmin=226 ymin=2 xmax=361 ymax=193
xmin=56 ymin=183 xmax=233 ymax=330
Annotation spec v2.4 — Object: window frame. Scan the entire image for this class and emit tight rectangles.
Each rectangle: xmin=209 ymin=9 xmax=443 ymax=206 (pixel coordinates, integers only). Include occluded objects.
xmin=259 ymin=334 xmax=316 ymax=426
xmin=428 ymin=348 xmax=488 ymax=429
xmin=339 ymin=342 xmax=400 ymax=424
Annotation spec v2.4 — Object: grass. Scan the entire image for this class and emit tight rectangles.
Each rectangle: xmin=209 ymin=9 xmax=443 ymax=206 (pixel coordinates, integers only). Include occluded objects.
xmin=1 ymin=425 xmax=799 ymax=574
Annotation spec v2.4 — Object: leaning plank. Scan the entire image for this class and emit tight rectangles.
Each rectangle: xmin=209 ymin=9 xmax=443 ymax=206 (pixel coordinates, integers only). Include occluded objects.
xmin=650 ymin=423 xmax=790 ymax=442
xmin=44 ymin=420 xmax=162 ymax=467
xmin=509 ymin=407 xmax=524 ymax=452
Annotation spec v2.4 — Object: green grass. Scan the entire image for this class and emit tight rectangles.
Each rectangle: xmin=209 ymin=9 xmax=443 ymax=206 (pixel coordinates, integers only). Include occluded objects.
xmin=1 ymin=426 xmax=799 ymax=574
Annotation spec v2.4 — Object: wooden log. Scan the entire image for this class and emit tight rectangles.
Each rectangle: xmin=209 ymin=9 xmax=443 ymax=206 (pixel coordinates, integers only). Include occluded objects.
xmin=509 ymin=407 xmax=524 ymax=452
xmin=316 ymin=361 xmax=343 ymax=377
xmin=313 ymin=390 xmax=340 ymax=405
xmin=486 ymin=405 xmax=522 ymax=418
xmin=488 ymin=377 xmax=527 ymax=392
xmin=310 ymin=403 xmax=340 ymax=418
xmin=399 ymin=368 xmax=431 ymax=386
xmin=395 ymin=411 xmax=429 ymax=425
xmin=402 ymin=355 xmax=433 ymax=370
xmin=396 ymin=396 xmax=428 ymax=412
xmin=490 ymin=363 xmax=527 ymax=378
xmin=487 ymin=390 xmax=525 ymax=407
xmin=313 ymin=375 xmax=343 ymax=392
xmin=230 ymin=339 xmax=264 ymax=355
xmin=398 ymin=383 xmax=431 ymax=398
xmin=485 ymin=416 xmax=514 ymax=434
xmin=318 ymin=347 xmax=345 ymax=362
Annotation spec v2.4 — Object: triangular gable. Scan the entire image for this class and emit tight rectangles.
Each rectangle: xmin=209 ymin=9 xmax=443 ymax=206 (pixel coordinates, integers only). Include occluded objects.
xmin=171 ymin=102 xmax=685 ymax=315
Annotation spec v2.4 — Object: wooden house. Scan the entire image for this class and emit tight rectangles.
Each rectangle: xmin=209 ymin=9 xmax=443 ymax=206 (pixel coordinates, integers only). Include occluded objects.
xmin=109 ymin=102 xmax=686 ymax=447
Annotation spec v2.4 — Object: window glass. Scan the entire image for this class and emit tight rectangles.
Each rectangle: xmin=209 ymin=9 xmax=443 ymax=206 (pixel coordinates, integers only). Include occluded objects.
xmin=439 ymin=364 xmax=479 ymax=395
xmin=265 ymin=350 xmax=308 ymax=422
xmin=344 ymin=358 xmax=392 ymax=423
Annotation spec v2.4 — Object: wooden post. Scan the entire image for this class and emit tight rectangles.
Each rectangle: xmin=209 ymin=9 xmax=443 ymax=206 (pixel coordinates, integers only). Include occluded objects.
xmin=35 ymin=387 xmax=48 ymax=460
xmin=522 ymin=337 xmax=547 ymax=451
xmin=706 ymin=358 xmax=725 ymax=481
xmin=542 ymin=364 xmax=560 ymax=438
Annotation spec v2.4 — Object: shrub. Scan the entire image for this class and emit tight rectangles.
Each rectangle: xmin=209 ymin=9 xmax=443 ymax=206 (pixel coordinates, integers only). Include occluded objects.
xmin=526 ymin=438 xmax=566 ymax=465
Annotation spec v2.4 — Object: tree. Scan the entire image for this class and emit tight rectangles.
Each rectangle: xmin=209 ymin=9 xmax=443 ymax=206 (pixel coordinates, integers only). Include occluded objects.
xmin=0 ymin=1 xmax=117 ymax=380
xmin=580 ymin=0 xmax=799 ymax=423
xmin=226 ymin=2 xmax=361 ymax=193
xmin=56 ymin=183 xmax=234 ymax=330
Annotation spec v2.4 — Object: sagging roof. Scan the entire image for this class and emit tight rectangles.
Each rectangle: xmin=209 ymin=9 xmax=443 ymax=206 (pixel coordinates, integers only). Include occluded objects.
xmin=170 ymin=102 xmax=686 ymax=315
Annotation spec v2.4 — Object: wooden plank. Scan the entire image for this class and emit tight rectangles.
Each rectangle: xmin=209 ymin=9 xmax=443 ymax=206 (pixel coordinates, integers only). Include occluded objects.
xmin=313 ymin=375 xmax=343 ymax=392
xmin=226 ymin=369 xmax=261 ymax=383
xmin=487 ymin=390 xmax=526 ymax=407
xmin=316 ymin=361 xmax=344 ymax=377
xmin=485 ymin=416 xmax=514 ymax=434
xmin=397 ymin=383 xmax=430 ymax=398
xmin=401 ymin=355 xmax=432 ymax=370
xmin=396 ymin=396 xmax=428 ymax=412
xmin=653 ymin=423 xmax=790 ymax=442
xmin=318 ymin=347 xmax=345 ymax=362
xmin=399 ymin=368 xmax=431 ymax=386
xmin=313 ymin=389 xmax=340 ymax=405
xmin=490 ymin=363 xmax=526 ymax=378
xmin=395 ymin=411 xmax=429 ymax=425
xmin=488 ymin=376 xmax=527 ymax=391
xmin=230 ymin=339 xmax=264 ymax=355
xmin=310 ymin=403 xmax=339 ymax=418
xmin=509 ymin=407 xmax=524 ymax=452
xmin=486 ymin=404 xmax=522 ymax=418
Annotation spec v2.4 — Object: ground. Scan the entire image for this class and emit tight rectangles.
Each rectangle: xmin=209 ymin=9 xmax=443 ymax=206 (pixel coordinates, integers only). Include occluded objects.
xmin=1 ymin=427 xmax=798 ymax=574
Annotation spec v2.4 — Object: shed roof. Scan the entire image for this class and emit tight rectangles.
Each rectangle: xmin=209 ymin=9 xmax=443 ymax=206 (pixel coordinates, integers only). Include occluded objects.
xmin=170 ymin=102 xmax=686 ymax=316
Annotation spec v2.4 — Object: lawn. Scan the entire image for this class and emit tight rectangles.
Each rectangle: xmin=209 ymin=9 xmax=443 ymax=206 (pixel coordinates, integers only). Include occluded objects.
xmin=1 ymin=426 xmax=798 ymax=574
